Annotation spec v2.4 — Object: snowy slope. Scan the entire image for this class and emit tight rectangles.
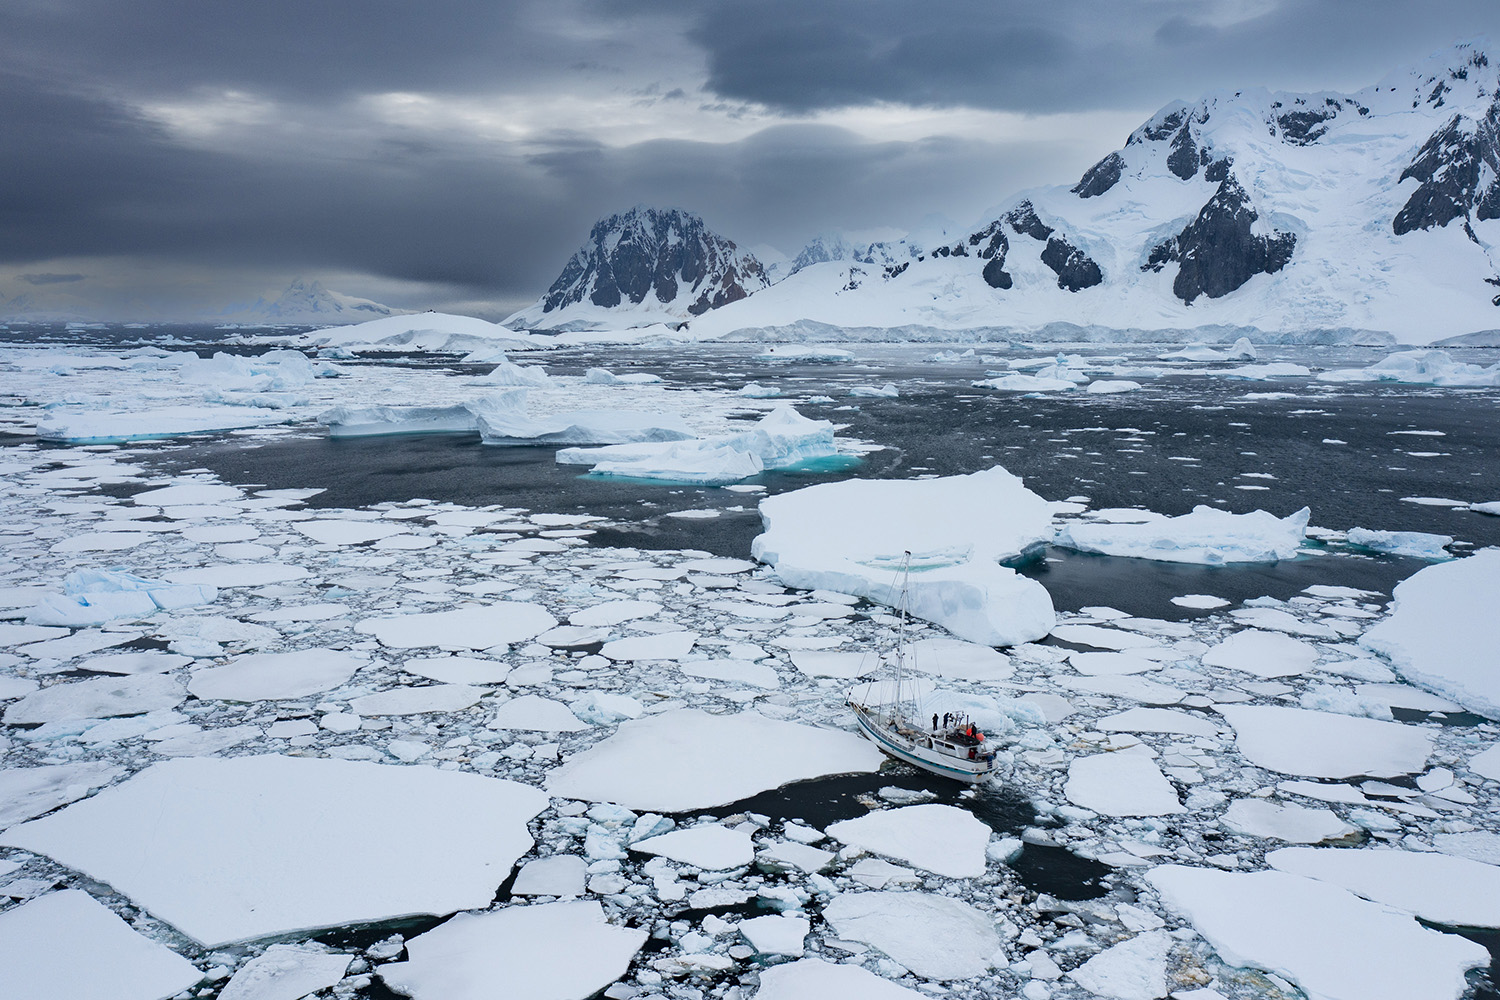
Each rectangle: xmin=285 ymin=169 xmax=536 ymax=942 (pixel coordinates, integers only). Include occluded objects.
xmin=686 ymin=41 xmax=1500 ymax=345
xmin=506 ymin=206 xmax=769 ymax=331
xmin=225 ymin=279 xmax=405 ymax=326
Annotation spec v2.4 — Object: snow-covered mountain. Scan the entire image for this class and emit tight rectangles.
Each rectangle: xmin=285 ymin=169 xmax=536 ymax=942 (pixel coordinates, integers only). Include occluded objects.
xmin=681 ymin=40 xmax=1500 ymax=345
xmin=223 ymin=279 xmax=404 ymax=326
xmin=786 ymin=233 xmax=921 ymax=278
xmin=505 ymin=206 xmax=769 ymax=331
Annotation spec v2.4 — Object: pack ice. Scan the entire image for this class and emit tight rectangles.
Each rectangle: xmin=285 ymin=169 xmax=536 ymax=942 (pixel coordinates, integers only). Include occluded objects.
xmin=0 ymin=755 xmax=548 ymax=947
xmin=751 ymin=467 xmax=1056 ymax=645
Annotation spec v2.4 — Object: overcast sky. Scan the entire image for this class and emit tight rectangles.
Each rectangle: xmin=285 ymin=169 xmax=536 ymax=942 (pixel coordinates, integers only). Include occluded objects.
xmin=3 ymin=0 xmax=1498 ymax=319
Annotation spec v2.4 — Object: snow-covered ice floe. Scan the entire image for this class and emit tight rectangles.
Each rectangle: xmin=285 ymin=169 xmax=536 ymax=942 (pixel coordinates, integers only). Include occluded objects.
xmin=1268 ymin=846 xmax=1500 ymax=928
xmin=0 ymin=889 xmax=204 ymax=1000
xmin=1216 ymin=705 xmax=1432 ymax=778
xmin=1147 ymin=865 xmax=1488 ymax=1000
xmin=478 ymin=397 xmax=695 ymax=447
xmin=1054 ymin=505 xmax=1309 ymax=564
xmin=35 ymin=405 xmax=290 ymax=443
xmin=0 ymin=755 xmax=548 ymax=947
xmin=751 ymin=467 xmax=1056 ymax=645
xmin=316 ymin=391 xmax=525 ymax=437
xmin=378 ymin=900 xmax=646 ymax=1000
xmin=824 ymin=804 xmax=990 ymax=878
xmin=1362 ymin=548 xmax=1500 ymax=719
xmin=556 ymin=405 xmax=838 ymax=485
xmin=545 ymin=708 xmax=882 ymax=811
xmin=26 ymin=568 xmax=216 ymax=627
xmin=822 ymin=890 xmax=1002 ymax=980
xmin=1345 ymin=527 xmax=1453 ymax=559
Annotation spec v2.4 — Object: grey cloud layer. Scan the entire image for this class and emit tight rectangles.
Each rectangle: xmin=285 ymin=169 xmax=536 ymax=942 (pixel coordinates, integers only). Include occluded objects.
xmin=3 ymin=0 xmax=1498 ymax=315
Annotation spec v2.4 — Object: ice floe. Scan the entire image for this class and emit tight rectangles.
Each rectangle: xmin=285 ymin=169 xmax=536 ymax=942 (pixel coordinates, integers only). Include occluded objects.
xmin=546 ymin=708 xmax=882 ymax=811
xmin=822 ymin=890 xmax=1002 ymax=980
xmin=1216 ymin=705 xmax=1432 ymax=778
xmin=0 ymin=762 xmax=124 ymax=829
xmin=1066 ymin=929 xmax=1170 ymax=1000
xmin=188 ymin=649 xmax=367 ymax=701
xmin=0 ymin=755 xmax=548 ymax=946
xmin=1147 ymin=865 xmax=1488 ymax=1000
xmin=1200 ymin=629 xmax=1320 ymax=678
xmin=632 ymin=824 xmax=753 ymax=870
xmin=825 ymin=804 xmax=991 ymax=878
xmin=752 ymin=467 xmax=1056 ymax=645
xmin=755 ymin=957 xmax=926 ymax=999
xmin=1065 ymin=754 xmax=1185 ymax=816
xmin=1055 ymin=506 xmax=1309 ymax=564
xmin=1362 ymin=548 xmax=1500 ymax=719
xmin=1268 ymin=846 xmax=1500 ymax=928
xmin=357 ymin=602 xmax=557 ymax=650
xmin=1318 ymin=349 xmax=1500 ymax=387
xmin=3 ymin=673 xmax=185 ymax=725
xmin=378 ymin=900 xmax=646 ymax=1000
xmin=1221 ymin=799 xmax=1358 ymax=844
xmin=217 ymin=943 xmax=351 ymax=1000
xmin=0 ymin=889 xmax=203 ymax=1000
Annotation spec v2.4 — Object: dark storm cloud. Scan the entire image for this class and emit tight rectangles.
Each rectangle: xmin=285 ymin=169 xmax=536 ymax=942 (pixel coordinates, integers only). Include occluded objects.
xmin=686 ymin=0 xmax=1500 ymax=113
xmin=0 ymin=1 xmax=596 ymax=101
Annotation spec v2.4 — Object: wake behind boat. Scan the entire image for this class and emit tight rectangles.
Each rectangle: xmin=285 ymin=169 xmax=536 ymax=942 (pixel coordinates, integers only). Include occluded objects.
xmin=848 ymin=554 xmax=1000 ymax=783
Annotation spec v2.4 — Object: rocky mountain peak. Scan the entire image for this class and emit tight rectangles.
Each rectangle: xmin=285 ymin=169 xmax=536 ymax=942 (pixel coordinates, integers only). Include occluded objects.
xmin=536 ymin=206 xmax=767 ymax=320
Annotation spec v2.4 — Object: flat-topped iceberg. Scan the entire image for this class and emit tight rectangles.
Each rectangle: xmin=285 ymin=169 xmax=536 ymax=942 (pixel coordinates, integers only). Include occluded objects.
xmin=477 ymin=395 xmax=695 ymax=447
xmin=556 ymin=405 xmax=838 ymax=485
xmin=752 ymin=467 xmax=1056 ymax=646
xmin=1055 ymin=505 xmax=1309 ymax=564
xmin=1362 ymin=549 xmax=1500 ymax=719
xmin=1160 ymin=337 xmax=1257 ymax=361
xmin=317 ymin=391 xmax=526 ymax=437
xmin=303 ymin=312 xmax=541 ymax=354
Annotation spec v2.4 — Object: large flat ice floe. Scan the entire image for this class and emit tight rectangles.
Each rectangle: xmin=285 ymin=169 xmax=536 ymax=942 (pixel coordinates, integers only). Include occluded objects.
xmin=0 ymin=755 xmax=548 ymax=947
xmin=1361 ymin=548 xmax=1500 ymax=719
xmin=822 ymin=890 xmax=1002 ymax=980
xmin=0 ymin=762 xmax=124 ymax=829
xmin=1147 ymin=865 xmax=1488 ymax=1000
xmin=1267 ymin=847 xmax=1500 ymax=928
xmin=545 ymin=708 xmax=883 ymax=811
xmin=1318 ymin=349 xmax=1500 ymax=387
xmin=751 ymin=467 xmax=1056 ymax=646
xmin=34 ymin=405 xmax=289 ymax=443
xmin=0 ymin=889 xmax=204 ymax=1000
xmin=1065 ymin=753 xmax=1185 ymax=816
xmin=303 ymin=312 xmax=541 ymax=354
xmin=825 ymin=804 xmax=991 ymax=878
xmin=1054 ymin=505 xmax=1310 ymax=564
xmin=1217 ymin=705 xmax=1432 ymax=778
xmin=356 ymin=602 xmax=557 ymax=650
xmin=378 ymin=900 xmax=646 ymax=1000
xmin=755 ymin=958 xmax=926 ymax=999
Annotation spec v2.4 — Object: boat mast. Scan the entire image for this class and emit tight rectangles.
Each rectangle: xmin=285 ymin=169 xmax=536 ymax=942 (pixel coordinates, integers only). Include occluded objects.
xmin=894 ymin=551 xmax=911 ymax=722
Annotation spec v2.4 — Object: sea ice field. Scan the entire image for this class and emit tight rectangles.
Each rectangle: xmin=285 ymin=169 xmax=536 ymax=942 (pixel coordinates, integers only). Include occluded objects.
xmin=2 ymin=320 xmax=1500 ymax=1000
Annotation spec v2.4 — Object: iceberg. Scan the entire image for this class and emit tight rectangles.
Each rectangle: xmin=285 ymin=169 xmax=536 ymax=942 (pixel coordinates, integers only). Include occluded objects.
xmin=303 ymin=312 xmax=541 ymax=354
xmin=317 ymin=391 xmax=527 ymax=437
xmin=556 ymin=405 xmax=838 ymax=485
xmin=178 ymin=349 xmax=319 ymax=393
xmin=476 ymin=393 xmax=695 ymax=446
xmin=582 ymin=367 xmax=662 ymax=384
xmin=1319 ymin=349 xmax=1500 ymax=386
xmin=1160 ymin=337 xmax=1257 ymax=361
xmin=756 ymin=346 xmax=853 ymax=363
xmin=1361 ymin=548 xmax=1500 ymax=718
xmin=1345 ymin=528 xmax=1452 ymax=559
xmin=752 ymin=467 xmax=1056 ymax=646
xmin=1054 ymin=505 xmax=1309 ymax=564
xmin=474 ymin=360 xmax=553 ymax=387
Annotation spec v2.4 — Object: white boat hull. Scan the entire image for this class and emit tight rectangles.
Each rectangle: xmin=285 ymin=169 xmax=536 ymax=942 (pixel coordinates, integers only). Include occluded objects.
xmin=850 ymin=702 xmax=998 ymax=784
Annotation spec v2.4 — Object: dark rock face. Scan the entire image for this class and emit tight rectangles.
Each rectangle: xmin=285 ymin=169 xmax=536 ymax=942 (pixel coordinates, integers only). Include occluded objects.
xmin=1143 ymin=176 xmax=1296 ymax=303
xmin=1006 ymin=201 xmax=1054 ymax=241
xmin=1041 ymin=237 xmax=1104 ymax=291
xmin=1167 ymin=125 xmax=1200 ymax=180
xmin=1072 ymin=152 xmax=1124 ymax=198
xmin=1276 ymin=107 xmax=1339 ymax=145
xmin=966 ymin=220 xmax=1012 ymax=289
xmin=1392 ymin=106 xmax=1500 ymax=235
xmin=541 ymin=206 xmax=767 ymax=317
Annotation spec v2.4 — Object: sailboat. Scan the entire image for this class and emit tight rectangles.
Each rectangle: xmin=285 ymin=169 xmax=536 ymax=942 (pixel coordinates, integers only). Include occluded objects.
xmin=847 ymin=553 xmax=1000 ymax=784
